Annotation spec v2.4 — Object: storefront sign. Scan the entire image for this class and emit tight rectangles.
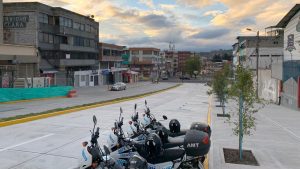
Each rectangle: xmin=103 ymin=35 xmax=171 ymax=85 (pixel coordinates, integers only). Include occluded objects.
xmin=286 ymin=34 xmax=296 ymax=52
xmin=3 ymin=15 xmax=29 ymax=28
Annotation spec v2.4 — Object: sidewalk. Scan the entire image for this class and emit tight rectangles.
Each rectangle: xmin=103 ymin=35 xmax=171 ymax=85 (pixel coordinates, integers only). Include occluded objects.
xmin=210 ymin=98 xmax=300 ymax=169
xmin=0 ymin=82 xmax=177 ymax=119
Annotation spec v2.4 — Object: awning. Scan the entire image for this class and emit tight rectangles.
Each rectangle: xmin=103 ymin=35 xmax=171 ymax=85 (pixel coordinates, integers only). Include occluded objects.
xmin=128 ymin=70 xmax=139 ymax=75
xmin=41 ymin=68 xmax=58 ymax=74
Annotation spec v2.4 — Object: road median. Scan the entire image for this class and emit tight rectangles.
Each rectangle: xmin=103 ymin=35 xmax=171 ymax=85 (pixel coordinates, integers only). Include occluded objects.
xmin=0 ymin=84 xmax=181 ymax=127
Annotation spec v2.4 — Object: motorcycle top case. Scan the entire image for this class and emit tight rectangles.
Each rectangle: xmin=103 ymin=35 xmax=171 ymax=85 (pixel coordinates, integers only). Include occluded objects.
xmin=190 ymin=122 xmax=211 ymax=137
xmin=183 ymin=130 xmax=211 ymax=157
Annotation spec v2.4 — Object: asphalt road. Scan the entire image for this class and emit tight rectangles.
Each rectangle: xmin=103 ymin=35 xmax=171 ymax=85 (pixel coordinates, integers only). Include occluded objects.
xmin=0 ymin=83 xmax=210 ymax=169
xmin=0 ymin=82 xmax=177 ymax=119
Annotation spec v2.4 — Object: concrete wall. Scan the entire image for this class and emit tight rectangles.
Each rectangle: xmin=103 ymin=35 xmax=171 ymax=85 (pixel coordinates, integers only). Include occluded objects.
xmin=240 ymin=47 xmax=283 ymax=70
xmin=258 ymin=69 xmax=279 ymax=103
xmin=3 ymin=11 xmax=38 ymax=46
xmin=0 ymin=0 xmax=3 ymax=44
xmin=282 ymin=77 xmax=299 ymax=110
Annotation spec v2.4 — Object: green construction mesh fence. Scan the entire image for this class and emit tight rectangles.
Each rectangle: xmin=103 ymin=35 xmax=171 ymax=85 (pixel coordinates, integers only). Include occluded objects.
xmin=0 ymin=86 xmax=73 ymax=103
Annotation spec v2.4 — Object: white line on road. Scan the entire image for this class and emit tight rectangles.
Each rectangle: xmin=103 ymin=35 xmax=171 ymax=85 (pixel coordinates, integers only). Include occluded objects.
xmin=0 ymin=133 xmax=54 ymax=152
xmin=259 ymin=114 xmax=300 ymax=141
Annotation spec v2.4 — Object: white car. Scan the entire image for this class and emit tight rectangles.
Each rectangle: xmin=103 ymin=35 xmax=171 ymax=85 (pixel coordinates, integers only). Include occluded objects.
xmin=111 ymin=82 xmax=126 ymax=91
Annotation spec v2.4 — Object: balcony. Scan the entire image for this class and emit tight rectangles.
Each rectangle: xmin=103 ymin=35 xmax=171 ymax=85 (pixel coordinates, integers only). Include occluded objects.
xmin=101 ymin=56 xmax=123 ymax=62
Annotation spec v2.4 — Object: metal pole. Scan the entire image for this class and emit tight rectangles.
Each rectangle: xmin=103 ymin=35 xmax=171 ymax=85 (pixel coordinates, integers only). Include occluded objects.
xmin=256 ymin=31 xmax=259 ymax=98
xmin=239 ymin=91 xmax=244 ymax=160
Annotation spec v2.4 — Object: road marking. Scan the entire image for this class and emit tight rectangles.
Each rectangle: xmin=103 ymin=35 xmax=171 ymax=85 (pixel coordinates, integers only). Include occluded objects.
xmin=204 ymin=95 xmax=212 ymax=169
xmin=0 ymin=133 xmax=54 ymax=152
xmin=259 ymin=114 xmax=300 ymax=141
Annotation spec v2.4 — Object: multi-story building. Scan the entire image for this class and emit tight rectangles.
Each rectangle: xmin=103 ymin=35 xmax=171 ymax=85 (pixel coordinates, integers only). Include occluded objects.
xmin=234 ymin=36 xmax=283 ymax=69
xmin=3 ymin=2 xmax=99 ymax=86
xmin=98 ymin=42 xmax=127 ymax=84
xmin=274 ymin=4 xmax=300 ymax=110
xmin=0 ymin=0 xmax=38 ymax=88
xmin=178 ymin=51 xmax=192 ymax=73
xmin=164 ymin=50 xmax=178 ymax=76
xmin=129 ymin=47 xmax=161 ymax=79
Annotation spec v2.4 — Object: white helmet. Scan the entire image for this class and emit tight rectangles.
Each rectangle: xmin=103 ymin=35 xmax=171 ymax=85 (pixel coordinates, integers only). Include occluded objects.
xmin=141 ymin=115 xmax=151 ymax=128
xmin=107 ymin=132 xmax=118 ymax=150
xmin=127 ymin=123 xmax=137 ymax=137
xmin=79 ymin=145 xmax=92 ymax=169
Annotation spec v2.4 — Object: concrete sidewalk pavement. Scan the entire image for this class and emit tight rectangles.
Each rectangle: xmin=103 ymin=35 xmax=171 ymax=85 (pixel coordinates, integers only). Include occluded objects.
xmin=0 ymin=82 xmax=177 ymax=119
xmin=210 ymin=98 xmax=300 ymax=169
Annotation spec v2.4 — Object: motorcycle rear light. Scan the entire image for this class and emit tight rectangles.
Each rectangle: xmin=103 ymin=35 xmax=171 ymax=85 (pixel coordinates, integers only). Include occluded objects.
xmin=202 ymin=136 xmax=209 ymax=145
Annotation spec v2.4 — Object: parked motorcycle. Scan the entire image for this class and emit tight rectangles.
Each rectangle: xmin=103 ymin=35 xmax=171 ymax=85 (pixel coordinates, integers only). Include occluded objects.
xmin=79 ymin=115 xmax=121 ymax=169
xmin=105 ymin=107 xmax=211 ymax=168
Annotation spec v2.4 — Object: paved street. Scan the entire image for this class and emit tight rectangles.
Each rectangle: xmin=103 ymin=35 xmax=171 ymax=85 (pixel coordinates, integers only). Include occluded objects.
xmin=0 ymin=83 xmax=210 ymax=169
xmin=0 ymin=82 xmax=177 ymax=119
xmin=210 ymin=100 xmax=300 ymax=169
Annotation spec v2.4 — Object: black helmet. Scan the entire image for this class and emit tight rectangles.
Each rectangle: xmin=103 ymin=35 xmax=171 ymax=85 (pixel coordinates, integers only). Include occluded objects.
xmin=169 ymin=119 xmax=181 ymax=133
xmin=145 ymin=133 xmax=162 ymax=157
xmin=128 ymin=155 xmax=148 ymax=169
xmin=155 ymin=127 xmax=168 ymax=144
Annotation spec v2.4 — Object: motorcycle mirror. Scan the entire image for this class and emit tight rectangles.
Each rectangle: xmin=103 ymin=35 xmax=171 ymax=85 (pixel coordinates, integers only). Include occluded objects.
xmin=163 ymin=115 xmax=168 ymax=120
xmin=93 ymin=115 xmax=97 ymax=125
xmin=114 ymin=122 xmax=117 ymax=129
xmin=120 ymin=107 xmax=123 ymax=114
xmin=134 ymin=104 xmax=137 ymax=110
xmin=145 ymin=100 xmax=147 ymax=106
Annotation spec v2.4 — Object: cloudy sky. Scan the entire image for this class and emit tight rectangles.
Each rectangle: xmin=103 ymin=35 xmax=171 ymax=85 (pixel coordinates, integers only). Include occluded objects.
xmin=4 ymin=0 xmax=299 ymax=51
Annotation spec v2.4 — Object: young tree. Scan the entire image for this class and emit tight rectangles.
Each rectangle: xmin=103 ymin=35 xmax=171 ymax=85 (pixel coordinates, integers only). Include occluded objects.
xmin=211 ymin=63 xmax=231 ymax=115
xmin=228 ymin=66 xmax=264 ymax=160
xmin=184 ymin=57 xmax=201 ymax=78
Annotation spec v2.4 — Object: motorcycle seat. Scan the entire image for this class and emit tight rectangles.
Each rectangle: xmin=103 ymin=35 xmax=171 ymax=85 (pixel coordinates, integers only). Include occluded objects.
xmin=163 ymin=137 xmax=184 ymax=149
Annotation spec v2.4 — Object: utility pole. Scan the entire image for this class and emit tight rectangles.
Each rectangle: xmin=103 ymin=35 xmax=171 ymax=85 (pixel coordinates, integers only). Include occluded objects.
xmin=256 ymin=31 xmax=259 ymax=98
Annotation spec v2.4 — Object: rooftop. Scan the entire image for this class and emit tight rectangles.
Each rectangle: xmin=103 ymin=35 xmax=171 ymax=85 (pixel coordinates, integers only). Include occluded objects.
xmin=276 ymin=4 xmax=300 ymax=28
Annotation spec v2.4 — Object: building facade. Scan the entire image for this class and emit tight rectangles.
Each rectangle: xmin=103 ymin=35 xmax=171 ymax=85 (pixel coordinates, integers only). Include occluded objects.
xmin=99 ymin=42 xmax=126 ymax=85
xmin=0 ymin=0 xmax=40 ymax=88
xmin=233 ymin=33 xmax=284 ymax=103
xmin=3 ymin=2 xmax=99 ymax=86
xmin=178 ymin=51 xmax=192 ymax=73
xmin=275 ymin=4 xmax=300 ymax=110
xmin=129 ymin=47 xmax=161 ymax=79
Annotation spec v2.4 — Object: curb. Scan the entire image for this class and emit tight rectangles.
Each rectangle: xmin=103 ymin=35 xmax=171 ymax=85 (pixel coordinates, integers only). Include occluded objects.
xmin=0 ymin=84 xmax=181 ymax=128
xmin=0 ymin=96 xmax=67 ymax=104
xmin=204 ymin=95 xmax=212 ymax=169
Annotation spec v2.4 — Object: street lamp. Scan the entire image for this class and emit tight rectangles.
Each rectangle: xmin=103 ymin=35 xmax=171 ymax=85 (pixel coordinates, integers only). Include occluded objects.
xmin=246 ymin=28 xmax=259 ymax=98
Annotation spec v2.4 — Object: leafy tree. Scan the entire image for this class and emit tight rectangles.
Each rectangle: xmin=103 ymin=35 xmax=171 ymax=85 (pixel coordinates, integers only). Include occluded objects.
xmin=227 ymin=66 xmax=264 ymax=160
xmin=223 ymin=53 xmax=233 ymax=61
xmin=210 ymin=63 xmax=231 ymax=115
xmin=184 ymin=57 xmax=201 ymax=78
xmin=212 ymin=54 xmax=222 ymax=62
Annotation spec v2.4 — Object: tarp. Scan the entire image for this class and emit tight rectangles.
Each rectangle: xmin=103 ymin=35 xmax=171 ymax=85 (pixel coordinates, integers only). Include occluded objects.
xmin=0 ymin=86 xmax=73 ymax=103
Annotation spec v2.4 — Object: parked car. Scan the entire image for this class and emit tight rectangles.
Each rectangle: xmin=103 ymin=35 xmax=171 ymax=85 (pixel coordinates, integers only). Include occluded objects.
xmin=161 ymin=76 xmax=169 ymax=80
xmin=111 ymin=82 xmax=126 ymax=91
xmin=179 ymin=75 xmax=190 ymax=80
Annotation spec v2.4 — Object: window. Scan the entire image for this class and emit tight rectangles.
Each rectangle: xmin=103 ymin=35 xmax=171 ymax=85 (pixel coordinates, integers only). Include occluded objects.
xmin=143 ymin=50 xmax=152 ymax=55
xmin=74 ymin=22 xmax=85 ymax=31
xmin=39 ymin=13 xmax=49 ymax=24
xmin=272 ymin=55 xmax=281 ymax=57
xmin=59 ymin=17 xmax=72 ymax=27
xmin=73 ymin=36 xmax=85 ymax=46
xmin=39 ymin=32 xmax=54 ymax=44
xmin=86 ymin=24 xmax=91 ymax=32
xmin=132 ymin=50 xmax=139 ymax=55
xmin=90 ymin=76 xmax=94 ymax=82
xmin=81 ymin=75 xmax=85 ymax=82
xmin=260 ymin=55 xmax=269 ymax=57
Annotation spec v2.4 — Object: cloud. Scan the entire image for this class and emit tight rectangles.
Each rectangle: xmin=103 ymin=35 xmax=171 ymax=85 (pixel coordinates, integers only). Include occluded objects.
xmin=139 ymin=0 xmax=155 ymax=9
xmin=191 ymin=28 xmax=230 ymax=39
xmin=138 ymin=14 xmax=175 ymax=28
xmin=204 ymin=10 xmax=223 ymax=17
xmin=176 ymin=0 xmax=214 ymax=8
